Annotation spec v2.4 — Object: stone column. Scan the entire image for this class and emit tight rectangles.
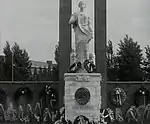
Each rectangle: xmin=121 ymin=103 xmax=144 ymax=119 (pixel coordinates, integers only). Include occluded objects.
xmin=59 ymin=0 xmax=72 ymax=108
xmin=95 ymin=0 xmax=107 ymax=108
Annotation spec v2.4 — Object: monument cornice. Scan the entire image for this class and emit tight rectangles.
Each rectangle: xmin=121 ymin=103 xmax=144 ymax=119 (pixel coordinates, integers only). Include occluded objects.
xmin=64 ymin=73 xmax=102 ymax=82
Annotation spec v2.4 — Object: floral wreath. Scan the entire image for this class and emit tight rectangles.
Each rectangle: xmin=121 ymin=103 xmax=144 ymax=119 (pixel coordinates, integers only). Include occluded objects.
xmin=100 ymin=108 xmax=115 ymax=124
xmin=69 ymin=62 xmax=82 ymax=73
xmin=83 ymin=59 xmax=96 ymax=73
xmin=73 ymin=115 xmax=90 ymax=124
xmin=110 ymin=87 xmax=127 ymax=107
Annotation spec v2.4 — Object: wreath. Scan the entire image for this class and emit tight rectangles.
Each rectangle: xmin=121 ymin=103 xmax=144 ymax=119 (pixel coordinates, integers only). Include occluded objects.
xmin=73 ymin=115 xmax=90 ymax=124
xmin=69 ymin=62 xmax=82 ymax=73
xmin=83 ymin=60 xmax=96 ymax=73
xmin=110 ymin=87 xmax=126 ymax=107
xmin=100 ymin=108 xmax=115 ymax=124
xmin=134 ymin=86 xmax=150 ymax=107
xmin=125 ymin=105 xmax=138 ymax=123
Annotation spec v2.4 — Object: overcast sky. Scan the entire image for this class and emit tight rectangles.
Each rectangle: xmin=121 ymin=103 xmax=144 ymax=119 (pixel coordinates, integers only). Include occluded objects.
xmin=0 ymin=0 xmax=150 ymax=63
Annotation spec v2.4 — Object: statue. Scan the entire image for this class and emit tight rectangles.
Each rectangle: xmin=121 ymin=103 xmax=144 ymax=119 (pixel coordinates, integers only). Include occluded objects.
xmin=69 ymin=0 xmax=93 ymax=65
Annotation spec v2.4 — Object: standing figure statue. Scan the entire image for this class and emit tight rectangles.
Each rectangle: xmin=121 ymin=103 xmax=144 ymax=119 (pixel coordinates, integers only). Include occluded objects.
xmin=69 ymin=0 xmax=93 ymax=65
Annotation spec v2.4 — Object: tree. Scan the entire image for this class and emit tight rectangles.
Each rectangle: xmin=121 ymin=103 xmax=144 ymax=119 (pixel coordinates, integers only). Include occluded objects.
xmin=143 ymin=45 xmax=150 ymax=81
xmin=2 ymin=41 xmax=32 ymax=81
xmin=11 ymin=43 xmax=32 ymax=81
xmin=0 ymin=56 xmax=6 ymax=81
xmin=116 ymin=35 xmax=143 ymax=81
xmin=3 ymin=41 xmax=13 ymax=80
xmin=106 ymin=40 xmax=119 ymax=81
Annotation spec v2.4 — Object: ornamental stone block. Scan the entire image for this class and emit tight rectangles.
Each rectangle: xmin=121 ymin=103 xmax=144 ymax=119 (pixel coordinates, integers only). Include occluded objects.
xmin=64 ymin=73 xmax=102 ymax=122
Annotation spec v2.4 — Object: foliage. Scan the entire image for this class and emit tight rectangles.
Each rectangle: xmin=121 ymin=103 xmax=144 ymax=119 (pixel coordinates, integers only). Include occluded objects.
xmin=1 ymin=41 xmax=32 ymax=81
xmin=11 ymin=43 xmax=32 ymax=81
xmin=2 ymin=41 xmax=13 ymax=81
xmin=143 ymin=45 xmax=150 ymax=81
xmin=116 ymin=35 xmax=143 ymax=81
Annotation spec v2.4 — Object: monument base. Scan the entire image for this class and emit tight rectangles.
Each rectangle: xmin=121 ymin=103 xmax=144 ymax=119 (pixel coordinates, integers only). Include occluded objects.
xmin=64 ymin=73 xmax=101 ymax=122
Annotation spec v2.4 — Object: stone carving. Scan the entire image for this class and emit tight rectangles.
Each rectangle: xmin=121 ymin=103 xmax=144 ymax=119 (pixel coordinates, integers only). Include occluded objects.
xmin=76 ymin=75 xmax=90 ymax=82
xmin=75 ymin=88 xmax=90 ymax=105
xmin=69 ymin=0 xmax=93 ymax=64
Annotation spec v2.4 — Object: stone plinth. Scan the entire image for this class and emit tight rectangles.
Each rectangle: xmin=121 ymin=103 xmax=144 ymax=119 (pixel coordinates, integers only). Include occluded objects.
xmin=64 ymin=73 xmax=101 ymax=122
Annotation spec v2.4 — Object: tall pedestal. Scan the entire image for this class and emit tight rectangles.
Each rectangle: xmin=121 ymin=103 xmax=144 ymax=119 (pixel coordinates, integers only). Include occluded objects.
xmin=64 ymin=73 xmax=101 ymax=122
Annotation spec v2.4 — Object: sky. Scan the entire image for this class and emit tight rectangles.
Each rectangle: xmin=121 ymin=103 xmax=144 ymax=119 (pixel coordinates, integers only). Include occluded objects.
xmin=0 ymin=0 xmax=150 ymax=63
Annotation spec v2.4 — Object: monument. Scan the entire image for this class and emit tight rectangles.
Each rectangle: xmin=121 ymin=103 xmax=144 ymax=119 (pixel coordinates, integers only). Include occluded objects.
xmin=64 ymin=1 xmax=102 ymax=122
xmin=59 ymin=0 xmax=106 ymax=109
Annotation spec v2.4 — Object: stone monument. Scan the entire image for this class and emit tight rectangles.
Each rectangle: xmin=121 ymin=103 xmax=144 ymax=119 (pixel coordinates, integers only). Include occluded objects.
xmin=65 ymin=1 xmax=102 ymax=123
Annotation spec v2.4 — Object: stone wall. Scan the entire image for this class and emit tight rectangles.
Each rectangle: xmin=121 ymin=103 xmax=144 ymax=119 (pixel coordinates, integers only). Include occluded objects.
xmin=0 ymin=81 xmax=59 ymax=109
